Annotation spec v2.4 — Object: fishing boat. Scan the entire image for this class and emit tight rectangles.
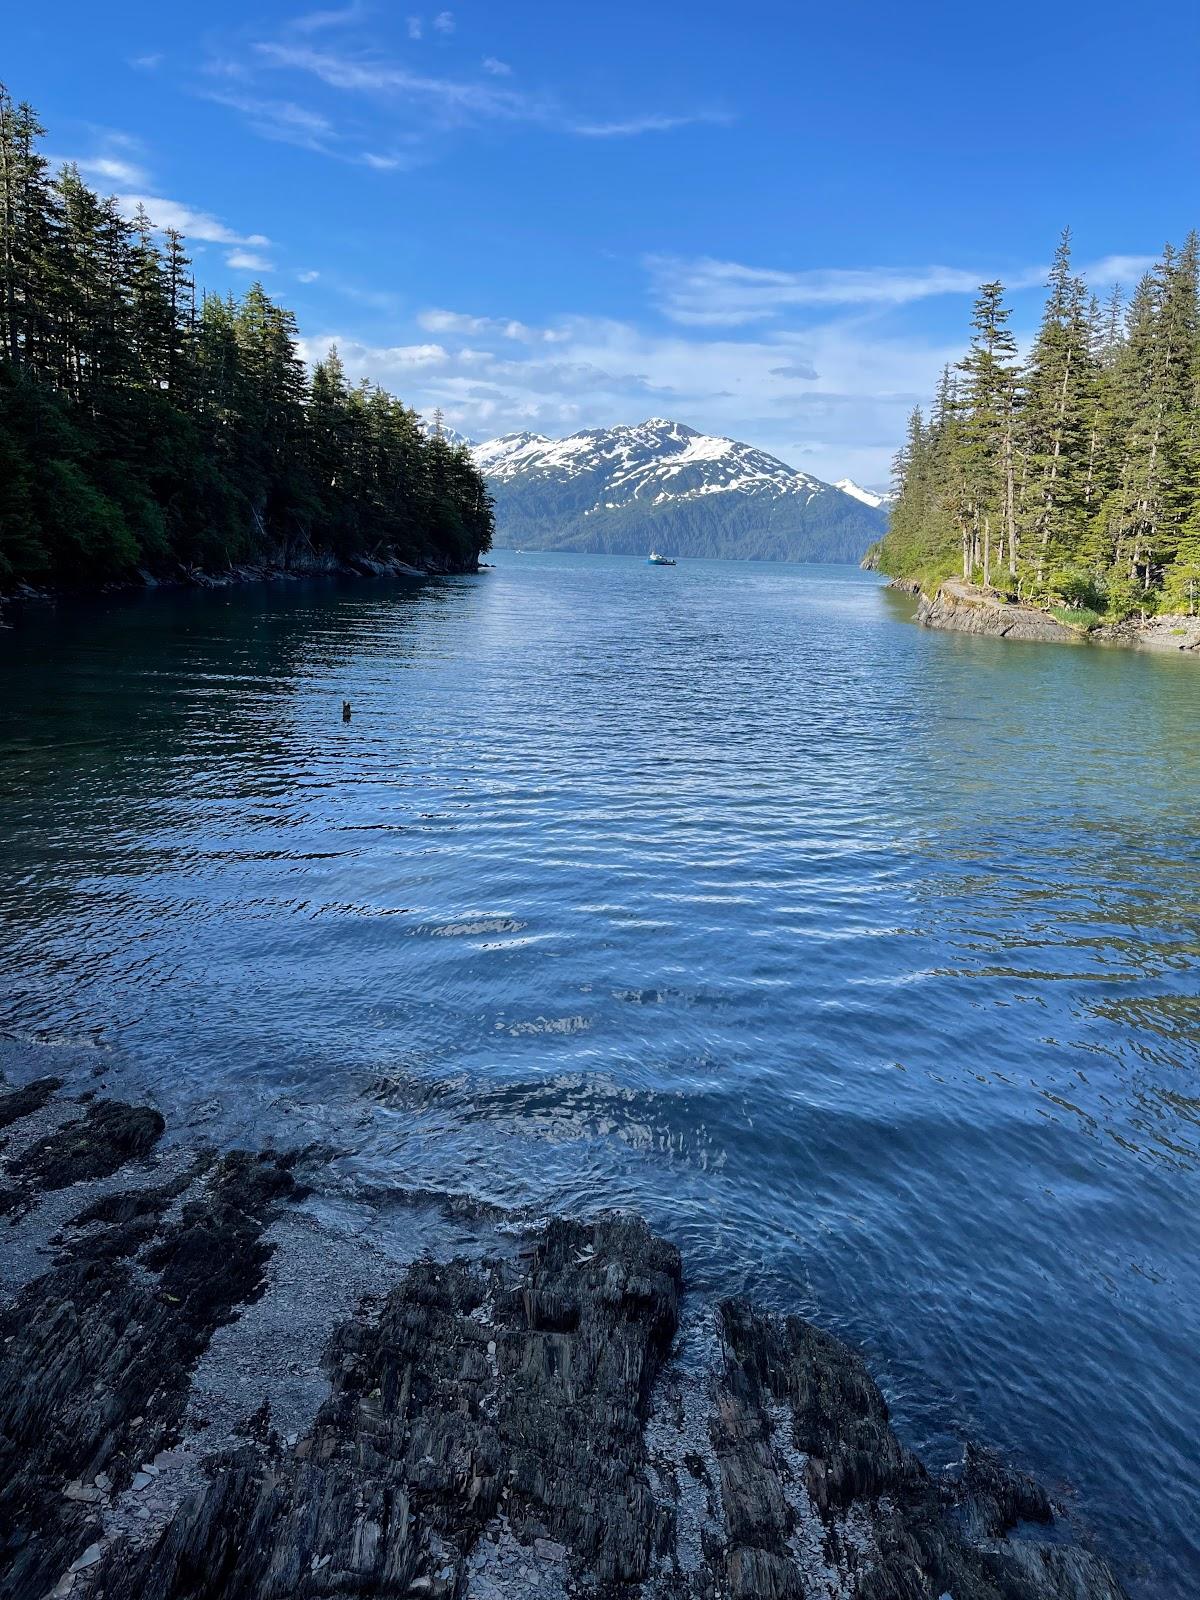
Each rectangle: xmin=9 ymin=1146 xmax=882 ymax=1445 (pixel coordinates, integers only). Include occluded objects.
xmin=647 ymin=551 xmax=676 ymax=566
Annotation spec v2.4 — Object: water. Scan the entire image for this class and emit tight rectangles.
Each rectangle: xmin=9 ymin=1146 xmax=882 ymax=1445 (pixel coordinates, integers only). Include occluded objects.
xmin=2 ymin=552 xmax=1198 ymax=1593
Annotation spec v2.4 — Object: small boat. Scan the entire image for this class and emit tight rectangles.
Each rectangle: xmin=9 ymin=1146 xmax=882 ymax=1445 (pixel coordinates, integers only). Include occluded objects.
xmin=647 ymin=551 xmax=676 ymax=566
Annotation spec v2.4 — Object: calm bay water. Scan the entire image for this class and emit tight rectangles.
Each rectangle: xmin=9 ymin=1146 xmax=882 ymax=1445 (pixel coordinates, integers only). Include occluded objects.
xmin=2 ymin=552 xmax=1199 ymax=1593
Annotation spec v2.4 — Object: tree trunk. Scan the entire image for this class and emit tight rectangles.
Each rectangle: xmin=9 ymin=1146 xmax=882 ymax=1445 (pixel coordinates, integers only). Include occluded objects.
xmin=983 ymin=513 xmax=991 ymax=588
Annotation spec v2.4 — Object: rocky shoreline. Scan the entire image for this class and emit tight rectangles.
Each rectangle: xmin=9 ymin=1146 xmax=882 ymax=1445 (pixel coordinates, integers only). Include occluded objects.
xmin=0 ymin=1064 xmax=1128 ymax=1600
xmin=896 ymin=577 xmax=1200 ymax=653
xmin=0 ymin=549 xmax=482 ymax=622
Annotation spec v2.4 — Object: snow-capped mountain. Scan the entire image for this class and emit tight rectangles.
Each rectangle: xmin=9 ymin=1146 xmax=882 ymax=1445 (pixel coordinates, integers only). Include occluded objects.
xmin=835 ymin=478 xmax=897 ymax=511
xmin=472 ymin=419 xmax=889 ymax=563
xmin=416 ymin=415 xmax=475 ymax=451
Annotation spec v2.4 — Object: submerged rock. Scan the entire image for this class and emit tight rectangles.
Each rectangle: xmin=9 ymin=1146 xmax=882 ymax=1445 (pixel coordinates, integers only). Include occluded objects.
xmin=0 ymin=1076 xmax=1128 ymax=1600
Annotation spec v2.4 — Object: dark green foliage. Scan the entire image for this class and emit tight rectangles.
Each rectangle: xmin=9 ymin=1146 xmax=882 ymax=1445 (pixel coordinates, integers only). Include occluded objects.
xmin=876 ymin=229 xmax=1200 ymax=616
xmin=0 ymin=85 xmax=492 ymax=590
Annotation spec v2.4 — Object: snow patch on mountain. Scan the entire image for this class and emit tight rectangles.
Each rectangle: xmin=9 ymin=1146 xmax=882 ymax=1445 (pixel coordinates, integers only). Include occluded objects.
xmin=835 ymin=478 xmax=895 ymax=510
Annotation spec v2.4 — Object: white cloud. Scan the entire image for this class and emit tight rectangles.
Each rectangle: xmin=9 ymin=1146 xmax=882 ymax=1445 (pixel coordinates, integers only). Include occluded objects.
xmin=407 ymin=15 xmax=423 ymax=38
xmin=299 ymin=302 xmax=960 ymax=484
xmin=299 ymin=337 xmax=449 ymax=369
xmin=417 ymin=308 xmax=566 ymax=342
xmin=227 ymin=249 xmax=275 ymax=272
xmin=129 ymin=53 xmax=163 ymax=72
xmin=482 ymin=57 xmax=511 ymax=76
xmin=297 ymin=269 xmax=321 ymax=283
xmin=118 ymin=194 xmax=270 ymax=247
xmin=433 ymin=10 xmax=455 ymax=32
xmin=47 ymin=152 xmax=150 ymax=188
xmin=1083 ymin=253 xmax=1157 ymax=287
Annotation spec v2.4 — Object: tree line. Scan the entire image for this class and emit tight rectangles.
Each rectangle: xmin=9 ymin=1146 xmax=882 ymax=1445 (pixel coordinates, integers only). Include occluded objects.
xmin=0 ymin=86 xmax=492 ymax=590
xmin=874 ymin=230 xmax=1200 ymax=618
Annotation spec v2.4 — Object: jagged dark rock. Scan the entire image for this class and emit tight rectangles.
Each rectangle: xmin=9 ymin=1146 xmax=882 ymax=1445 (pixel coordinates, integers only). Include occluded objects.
xmin=0 ymin=1076 xmax=63 ymax=1131
xmin=0 ymin=1075 xmax=1129 ymax=1600
xmin=0 ymin=1098 xmax=301 ymax=1600
xmin=12 ymin=1099 xmax=165 ymax=1189
xmin=99 ymin=1216 xmax=680 ymax=1600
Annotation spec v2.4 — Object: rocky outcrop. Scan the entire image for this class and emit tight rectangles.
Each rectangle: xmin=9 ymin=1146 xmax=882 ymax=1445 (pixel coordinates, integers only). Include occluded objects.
xmin=896 ymin=577 xmax=1200 ymax=653
xmin=1091 ymin=613 xmax=1200 ymax=652
xmin=0 ymin=1074 xmax=1129 ymax=1600
xmin=916 ymin=581 xmax=1079 ymax=644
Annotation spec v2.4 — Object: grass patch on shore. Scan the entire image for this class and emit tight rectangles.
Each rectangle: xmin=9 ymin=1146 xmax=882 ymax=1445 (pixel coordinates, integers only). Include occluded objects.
xmin=1048 ymin=605 xmax=1104 ymax=630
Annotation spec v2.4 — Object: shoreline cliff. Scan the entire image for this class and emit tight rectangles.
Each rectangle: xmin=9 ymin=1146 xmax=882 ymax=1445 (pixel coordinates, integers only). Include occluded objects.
xmin=884 ymin=575 xmax=1200 ymax=654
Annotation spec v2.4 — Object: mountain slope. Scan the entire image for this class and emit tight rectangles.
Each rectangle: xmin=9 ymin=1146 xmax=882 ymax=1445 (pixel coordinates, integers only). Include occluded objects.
xmin=473 ymin=420 xmax=888 ymax=562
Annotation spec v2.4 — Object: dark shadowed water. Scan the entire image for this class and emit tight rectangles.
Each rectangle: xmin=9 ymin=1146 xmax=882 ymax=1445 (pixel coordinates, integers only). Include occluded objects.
xmin=2 ymin=552 xmax=1198 ymax=1593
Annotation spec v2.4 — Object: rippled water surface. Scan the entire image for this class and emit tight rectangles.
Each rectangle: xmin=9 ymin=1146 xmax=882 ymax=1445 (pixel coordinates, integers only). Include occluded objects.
xmin=2 ymin=553 xmax=1199 ymax=1592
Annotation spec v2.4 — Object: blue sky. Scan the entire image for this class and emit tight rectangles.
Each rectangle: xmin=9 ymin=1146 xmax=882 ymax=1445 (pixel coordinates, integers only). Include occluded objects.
xmin=8 ymin=0 xmax=1200 ymax=482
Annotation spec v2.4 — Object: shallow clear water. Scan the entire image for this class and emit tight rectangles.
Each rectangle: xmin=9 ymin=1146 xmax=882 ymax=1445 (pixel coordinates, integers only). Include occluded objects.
xmin=2 ymin=552 xmax=1198 ymax=1593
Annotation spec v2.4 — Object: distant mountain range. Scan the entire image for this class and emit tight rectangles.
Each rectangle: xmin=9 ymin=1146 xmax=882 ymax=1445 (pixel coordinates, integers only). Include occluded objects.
xmin=459 ymin=419 xmax=889 ymax=562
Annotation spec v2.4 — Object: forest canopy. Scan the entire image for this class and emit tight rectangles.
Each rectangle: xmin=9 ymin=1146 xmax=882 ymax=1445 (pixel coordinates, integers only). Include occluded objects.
xmin=0 ymin=85 xmax=492 ymax=591
xmin=873 ymin=230 xmax=1200 ymax=619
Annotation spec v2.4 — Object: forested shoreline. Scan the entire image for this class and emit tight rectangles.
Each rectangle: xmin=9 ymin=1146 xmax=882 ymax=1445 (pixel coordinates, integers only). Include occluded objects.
xmin=873 ymin=231 xmax=1200 ymax=623
xmin=0 ymin=87 xmax=492 ymax=594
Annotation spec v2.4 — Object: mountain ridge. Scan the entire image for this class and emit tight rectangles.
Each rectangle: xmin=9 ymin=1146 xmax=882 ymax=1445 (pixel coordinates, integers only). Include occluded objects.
xmin=464 ymin=418 xmax=888 ymax=563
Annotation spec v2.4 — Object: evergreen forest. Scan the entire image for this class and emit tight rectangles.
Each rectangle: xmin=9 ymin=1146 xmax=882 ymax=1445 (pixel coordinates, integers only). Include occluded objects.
xmin=0 ymin=86 xmax=493 ymax=591
xmin=874 ymin=230 xmax=1200 ymax=620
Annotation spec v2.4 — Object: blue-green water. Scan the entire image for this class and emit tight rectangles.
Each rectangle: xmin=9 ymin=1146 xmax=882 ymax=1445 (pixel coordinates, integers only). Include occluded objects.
xmin=2 ymin=552 xmax=1198 ymax=1593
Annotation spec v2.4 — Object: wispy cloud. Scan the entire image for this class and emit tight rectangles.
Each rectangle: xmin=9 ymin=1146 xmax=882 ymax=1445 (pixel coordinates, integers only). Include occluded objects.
xmin=291 ymin=4 xmax=365 ymax=32
xmin=129 ymin=53 xmax=163 ymax=72
xmin=433 ymin=11 xmax=455 ymax=33
xmin=201 ymin=88 xmax=337 ymax=152
xmin=297 ymin=269 xmax=321 ymax=283
xmin=406 ymin=15 xmax=423 ymax=39
xmin=572 ymin=110 xmax=733 ymax=138
xmin=247 ymin=38 xmax=733 ymax=148
xmin=254 ymin=41 xmax=541 ymax=123
xmin=647 ymin=256 xmax=999 ymax=325
xmin=648 ymin=252 xmax=1162 ymax=327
